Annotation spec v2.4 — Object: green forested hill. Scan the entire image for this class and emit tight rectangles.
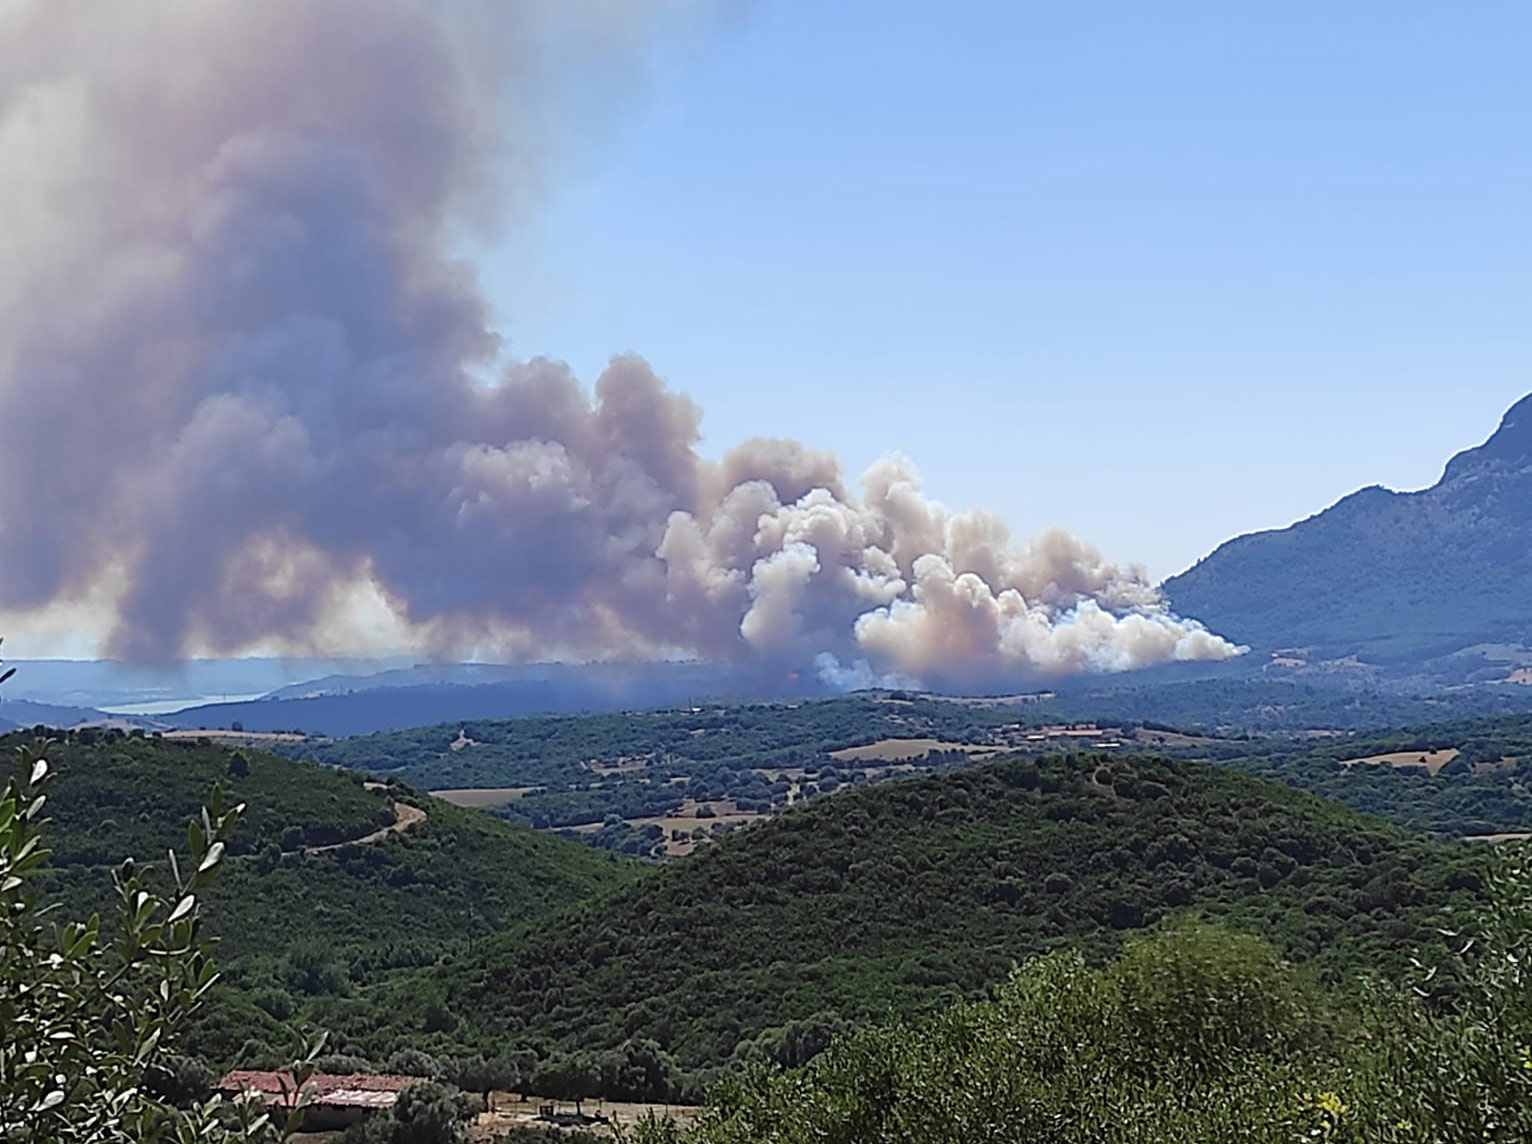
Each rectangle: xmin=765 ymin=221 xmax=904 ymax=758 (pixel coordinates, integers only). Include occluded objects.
xmin=3 ymin=728 xmax=639 ymax=1062
xmin=393 ymin=753 xmax=1486 ymax=1073
xmin=0 ymin=728 xmax=395 ymax=862
xmin=10 ymin=726 xmax=1504 ymax=1106
xmin=301 ymin=695 xmax=1025 ymax=789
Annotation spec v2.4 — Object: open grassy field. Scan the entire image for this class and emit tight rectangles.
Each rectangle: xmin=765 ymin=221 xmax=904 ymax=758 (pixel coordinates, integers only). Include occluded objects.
xmin=1342 ymin=748 xmax=1461 ymax=774
xmin=432 ymin=786 xmax=542 ymax=808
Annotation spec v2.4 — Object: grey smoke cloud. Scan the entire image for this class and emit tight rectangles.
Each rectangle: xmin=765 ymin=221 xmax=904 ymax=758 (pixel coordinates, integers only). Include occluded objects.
xmin=0 ymin=0 xmax=1243 ymax=686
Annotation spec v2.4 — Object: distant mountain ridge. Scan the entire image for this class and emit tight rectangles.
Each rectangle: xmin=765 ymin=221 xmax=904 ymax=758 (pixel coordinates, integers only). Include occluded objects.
xmin=1166 ymin=394 xmax=1532 ymax=662
xmin=0 ymin=698 xmax=141 ymax=732
xmin=164 ymin=662 xmax=831 ymax=737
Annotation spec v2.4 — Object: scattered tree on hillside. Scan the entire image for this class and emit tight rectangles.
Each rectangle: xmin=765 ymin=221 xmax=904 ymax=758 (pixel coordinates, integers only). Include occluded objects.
xmin=442 ymin=1055 xmax=518 ymax=1110
xmin=531 ymin=1054 xmax=599 ymax=1111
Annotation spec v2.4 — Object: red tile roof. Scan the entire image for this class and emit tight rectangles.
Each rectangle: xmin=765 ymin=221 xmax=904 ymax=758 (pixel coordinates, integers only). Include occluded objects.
xmin=218 ymin=1071 xmax=417 ymax=1110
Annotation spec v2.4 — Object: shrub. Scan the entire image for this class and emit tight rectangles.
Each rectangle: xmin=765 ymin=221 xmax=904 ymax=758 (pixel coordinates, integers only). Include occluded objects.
xmin=387 ymin=1049 xmax=446 ymax=1079
xmin=0 ymin=742 xmax=318 ymax=1141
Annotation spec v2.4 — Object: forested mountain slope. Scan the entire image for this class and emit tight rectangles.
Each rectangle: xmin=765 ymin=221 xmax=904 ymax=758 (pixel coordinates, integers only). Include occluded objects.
xmin=3 ymin=729 xmax=638 ymax=1061
xmin=397 ymin=753 xmax=1486 ymax=1071
xmin=1166 ymin=392 xmax=1532 ymax=660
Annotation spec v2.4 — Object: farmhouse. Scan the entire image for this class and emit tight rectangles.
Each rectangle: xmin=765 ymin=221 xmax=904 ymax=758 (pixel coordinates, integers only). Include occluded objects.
xmin=217 ymin=1070 xmax=416 ymax=1131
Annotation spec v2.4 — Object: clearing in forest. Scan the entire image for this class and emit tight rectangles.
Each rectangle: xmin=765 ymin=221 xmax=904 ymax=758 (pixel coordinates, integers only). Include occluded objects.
xmin=572 ymin=797 xmax=764 ymax=856
xmin=586 ymin=755 xmax=651 ymax=775
xmin=431 ymin=786 xmax=540 ymax=808
xmin=831 ymin=737 xmax=997 ymax=762
xmin=1342 ymin=749 xmax=1460 ymax=775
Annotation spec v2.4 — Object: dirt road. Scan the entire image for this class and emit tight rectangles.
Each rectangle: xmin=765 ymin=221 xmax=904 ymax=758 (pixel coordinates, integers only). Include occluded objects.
xmin=304 ymin=800 xmax=426 ymax=854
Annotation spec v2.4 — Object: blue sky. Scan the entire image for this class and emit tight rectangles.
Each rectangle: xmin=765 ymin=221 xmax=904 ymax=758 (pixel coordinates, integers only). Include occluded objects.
xmin=483 ymin=0 xmax=1532 ymax=581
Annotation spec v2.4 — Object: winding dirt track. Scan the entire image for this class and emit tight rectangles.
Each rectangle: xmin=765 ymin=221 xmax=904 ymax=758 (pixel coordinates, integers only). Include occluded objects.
xmin=304 ymin=801 xmax=426 ymax=855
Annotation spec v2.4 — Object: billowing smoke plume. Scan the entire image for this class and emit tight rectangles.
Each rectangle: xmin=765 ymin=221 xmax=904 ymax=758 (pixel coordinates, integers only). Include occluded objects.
xmin=0 ymin=0 xmax=1242 ymax=688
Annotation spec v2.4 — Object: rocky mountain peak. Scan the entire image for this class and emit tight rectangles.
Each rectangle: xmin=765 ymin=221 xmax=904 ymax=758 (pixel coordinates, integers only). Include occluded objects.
xmin=1164 ymin=391 xmax=1532 ymax=659
xmin=1441 ymin=392 xmax=1532 ymax=484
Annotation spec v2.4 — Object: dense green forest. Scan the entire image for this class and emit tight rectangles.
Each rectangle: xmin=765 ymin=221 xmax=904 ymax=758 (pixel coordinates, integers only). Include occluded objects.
xmin=0 ymin=728 xmax=395 ymax=861
xmin=11 ymin=713 xmax=1532 ymax=1141
xmin=632 ymin=868 xmax=1532 ymax=1144
xmin=337 ymin=753 xmax=1488 ymax=1083
xmin=0 ymin=728 xmax=637 ymax=1067
xmin=11 ymin=721 xmax=1522 ymax=1117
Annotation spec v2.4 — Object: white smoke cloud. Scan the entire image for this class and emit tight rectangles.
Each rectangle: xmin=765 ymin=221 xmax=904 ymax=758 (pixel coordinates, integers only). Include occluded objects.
xmin=661 ymin=453 xmax=1242 ymax=688
xmin=0 ymin=0 xmax=1243 ymax=687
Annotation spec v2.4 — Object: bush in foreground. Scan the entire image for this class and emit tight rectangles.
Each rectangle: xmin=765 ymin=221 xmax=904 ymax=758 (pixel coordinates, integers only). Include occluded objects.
xmin=0 ymin=744 xmax=300 ymax=1142
xmin=626 ymin=858 xmax=1532 ymax=1144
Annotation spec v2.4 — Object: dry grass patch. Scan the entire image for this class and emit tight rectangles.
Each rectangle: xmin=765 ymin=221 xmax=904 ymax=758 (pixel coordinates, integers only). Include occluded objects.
xmin=431 ymin=786 xmax=541 ymax=809
xmin=1342 ymin=749 xmax=1460 ymax=775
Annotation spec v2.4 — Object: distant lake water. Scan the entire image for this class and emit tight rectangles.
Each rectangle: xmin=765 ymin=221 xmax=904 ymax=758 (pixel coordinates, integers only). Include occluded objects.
xmin=98 ymin=693 xmax=269 ymax=716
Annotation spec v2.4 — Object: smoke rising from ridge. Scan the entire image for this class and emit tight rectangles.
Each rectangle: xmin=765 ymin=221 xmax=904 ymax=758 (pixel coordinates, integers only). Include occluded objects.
xmin=0 ymin=0 xmax=1243 ymax=688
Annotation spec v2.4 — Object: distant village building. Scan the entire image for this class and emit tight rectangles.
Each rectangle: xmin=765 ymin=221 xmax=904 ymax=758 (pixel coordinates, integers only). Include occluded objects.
xmin=217 ymin=1071 xmax=415 ymax=1131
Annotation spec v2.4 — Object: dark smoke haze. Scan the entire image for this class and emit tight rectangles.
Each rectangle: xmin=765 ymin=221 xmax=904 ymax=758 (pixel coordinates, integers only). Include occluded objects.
xmin=0 ymin=0 xmax=1242 ymax=689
